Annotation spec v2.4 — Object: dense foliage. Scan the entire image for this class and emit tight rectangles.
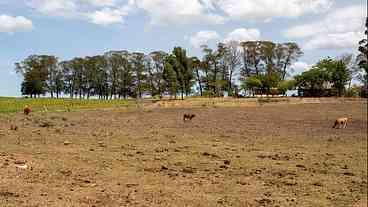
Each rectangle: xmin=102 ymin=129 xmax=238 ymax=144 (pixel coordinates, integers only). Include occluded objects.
xmin=15 ymin=41 xmax=304 ymax=99
xmin=295 ymin=58 xmax=351 ymax=97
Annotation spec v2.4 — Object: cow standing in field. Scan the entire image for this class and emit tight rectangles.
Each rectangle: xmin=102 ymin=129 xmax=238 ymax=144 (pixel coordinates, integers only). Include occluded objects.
xmin=183 ymin=114 xmax=196 ymax=122
xmin=23 ymin=106 xmax=31 ymax=115
xmin=332 ymin=117 xmax=349 ymax=129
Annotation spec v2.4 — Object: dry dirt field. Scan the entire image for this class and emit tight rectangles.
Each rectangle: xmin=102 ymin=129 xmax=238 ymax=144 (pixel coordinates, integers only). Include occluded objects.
xmin=0 ymin=100 xmax=367 ymax=207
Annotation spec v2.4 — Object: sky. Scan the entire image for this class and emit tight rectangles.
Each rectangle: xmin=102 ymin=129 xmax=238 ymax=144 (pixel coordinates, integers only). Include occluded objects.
xmin=0 ymin=0 xmax=367 ymax=97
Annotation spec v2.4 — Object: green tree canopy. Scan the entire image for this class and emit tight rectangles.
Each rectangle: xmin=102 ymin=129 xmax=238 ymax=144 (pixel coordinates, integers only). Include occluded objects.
xmin=295 ymin=57 xmax=350 ymax=97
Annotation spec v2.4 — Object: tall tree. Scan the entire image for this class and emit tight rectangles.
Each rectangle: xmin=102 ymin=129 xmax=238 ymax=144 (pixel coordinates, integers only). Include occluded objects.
xmin=118 ymin=55 xmax=134 ymax=99
xmin=240 ymin=41 xmax=262 ymax=76
xmin=69 ymin=57 xmax=86 ymax=99
xmin=225 ymin=41 xmax=242 ymax=95
xmin=260 ymin=41 xmax=277 ymax=73
xmin=105 ymin=51 xmax=124 ymax=99
xmin=84 ymin=55 xmax=108 ymax=99
xmin=163 ymin=57 xmax=179 ymax=99
xmin=148 ymin=51 xmax=168 ymax=98
xmin=170 ymin=47 xmax=194 ymax=99
xmin=240 ymin=41 xmax=302 ymax=80
xmin=130 ymin=52 xmax=147 ymax=98
xmin=15 ymin=55 xmax=51 ymax=97
xmin=53 ymin=66 xmax=64 ymax=98
xmin=202 ymin=44 xmax=227 ymax=96
xmin=42 ymin=55 xmax=59 ymax=98
xmin=200 ymin=45 xmax=214 ymax=95
xmin=191 ymin=57 xmax=203 ymax=96
xmin=279 ymin=43 xmax=303 ymax=80
xmin=328 ymin=60 xmax=350 ymax=97
xmin=357 ymin=17 xmax=368 ymax=86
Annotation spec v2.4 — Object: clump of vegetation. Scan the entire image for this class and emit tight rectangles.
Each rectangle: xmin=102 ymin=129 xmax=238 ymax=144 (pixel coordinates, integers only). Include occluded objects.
xmin=0 ymin=97 xmax=133 ymax=114
xmin=257 ymin=98 xmax=289 ymax=104
xmin=242 ymin=74 xmax=296 ymax=97
xmin=39 ymin=121 xmax=54 ymax=128
xmin=294 ymin=58 xmax=351 ymax=97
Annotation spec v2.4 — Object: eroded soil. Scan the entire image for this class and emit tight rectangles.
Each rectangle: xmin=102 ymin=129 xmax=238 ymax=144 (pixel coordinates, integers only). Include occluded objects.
xmin=0 ymin=102 xmax=367 ymax=206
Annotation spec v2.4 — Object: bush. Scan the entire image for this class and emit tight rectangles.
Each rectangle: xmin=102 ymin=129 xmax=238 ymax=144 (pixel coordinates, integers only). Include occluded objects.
xmin=278 ymin=80 xmax=296 ymax=94
xmin=360 ymin=86 xmax=368 ymax=98
xmin=345 ymin=87 xmax=360 ymax=97
xmin=269 ymin=88 xmax=280 ymax=96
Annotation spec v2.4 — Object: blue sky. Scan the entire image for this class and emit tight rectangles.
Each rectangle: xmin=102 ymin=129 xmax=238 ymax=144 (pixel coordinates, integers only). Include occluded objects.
xmin=0 ymin=0 xmax=366 ymax=96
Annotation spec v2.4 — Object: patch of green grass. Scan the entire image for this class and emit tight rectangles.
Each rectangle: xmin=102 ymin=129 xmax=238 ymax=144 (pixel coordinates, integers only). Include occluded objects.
xmin=0 ymin=97 xmax=135 ymax=114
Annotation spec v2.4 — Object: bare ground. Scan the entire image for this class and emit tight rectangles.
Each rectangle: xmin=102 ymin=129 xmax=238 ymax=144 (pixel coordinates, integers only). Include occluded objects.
xmin=0 ymin=101 xmax=367 ymax=207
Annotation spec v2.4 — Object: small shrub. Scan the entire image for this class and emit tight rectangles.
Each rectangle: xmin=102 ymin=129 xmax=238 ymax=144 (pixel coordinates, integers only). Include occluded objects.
xmin=345 ymin=87 xmax=360 ymax=97
xmin=39 ymin=120 xmax=54 ymax=128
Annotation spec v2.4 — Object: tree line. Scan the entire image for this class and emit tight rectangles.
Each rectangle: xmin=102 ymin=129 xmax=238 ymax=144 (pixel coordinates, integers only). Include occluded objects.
xmin=14 ymin=19 xmax=367 ymax=99
xmin=15 ymin=40 xmax=304 ymax=99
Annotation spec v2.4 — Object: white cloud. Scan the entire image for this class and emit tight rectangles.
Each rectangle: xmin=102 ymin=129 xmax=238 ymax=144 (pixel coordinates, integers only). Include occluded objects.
xmin=24 ymin=0 xmax=339 ymax=27
xmin=81 ymin=0 xmax=118 ymax=7
xmin=290 ymin=61 xmax=310 ymax=75
xmin=215 ymin=0 xmax=332 ymax=21
xmin=133 ymin=0 xmax=332 ymax=25
xmin=284 ymin=5 xmax=366 ymax=50
xmin=86 ymin=7 xmax=130 ymax=25
xmin=27 ymin=0 xmax=78 ymax=17
xmin=189 ymin=28 xmax=262 ymax=48
xmin=134 ymin=0 xmax=225 ymax=25
xmin=304 ymin=32 xmax=364 ymax=50
xmin=224 ymin=28 xmax=261 ymax=43
xmin=0 ymin=15 xmax=33 ymax=33
xmin=190 ymin=31 xmax=220 ymax=48
xmin=284 ymin=5 xmax=365 ymax=38
xmin=26 ymin=0 xmax=134 ymax=25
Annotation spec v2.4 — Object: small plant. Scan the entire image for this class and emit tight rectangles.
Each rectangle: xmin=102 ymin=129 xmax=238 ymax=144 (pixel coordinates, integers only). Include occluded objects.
xmin=258 ymin=98 xmax=274 ymax=103
xmin=39 ymin=120 xmax=54 ymax=128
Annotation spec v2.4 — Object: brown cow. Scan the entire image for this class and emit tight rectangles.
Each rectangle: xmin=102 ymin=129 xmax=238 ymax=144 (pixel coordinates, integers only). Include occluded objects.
xmin=23 ymin=106 xmax=31 ymax=115
xmin=183 ymin=114 xmax=196 ymax=122
xmin=332 ymin=117 xmax=349 ymax=129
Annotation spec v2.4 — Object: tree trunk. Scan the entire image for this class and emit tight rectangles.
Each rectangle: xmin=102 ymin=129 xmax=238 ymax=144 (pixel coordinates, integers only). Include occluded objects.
xmin=253 ymin=56 xmax=258 ymax=75
xmin=213 ymin=63 xmax=218 ymax=96
xmin=242 ymin=53 xmax=250 ymax=77
xmin=196 ymin=69 xmax=203 ymax=96
xmin=181 ymin=86 xmax=184 ymax=100
xmin=282 ymin=55 xmax=291 ymax=80
xmin=229 ymin=70 xmax=233 ymax=96
xmin=158 ymin=79 xmax=162 ymax=99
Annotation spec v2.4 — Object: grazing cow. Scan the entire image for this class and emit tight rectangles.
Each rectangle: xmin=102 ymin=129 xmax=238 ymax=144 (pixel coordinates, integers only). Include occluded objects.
xmin=332 ymin=117 xmax=349 ymax=129
xmin=183 ymin=114 xmax=196 ymax=122
xmin=23 ymin=106 xmax=31 ymax=115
